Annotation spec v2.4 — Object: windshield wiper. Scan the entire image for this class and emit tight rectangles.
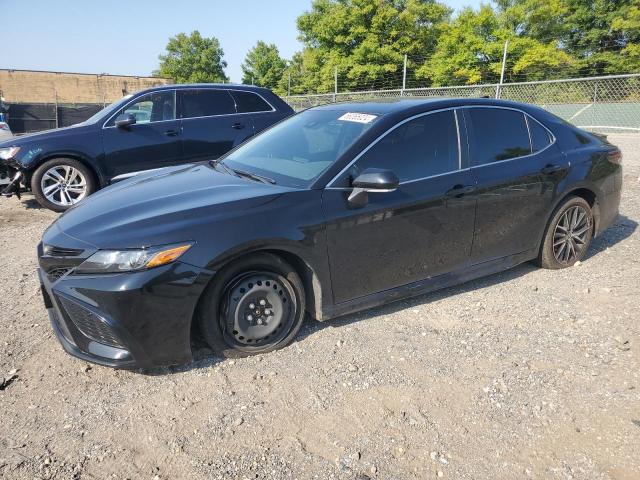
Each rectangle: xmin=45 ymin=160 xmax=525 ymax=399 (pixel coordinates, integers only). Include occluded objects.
xmin=211 ymin=159 xmax=235 ymax=176
xmin=232 ymin=169 xmax=276 ymax=185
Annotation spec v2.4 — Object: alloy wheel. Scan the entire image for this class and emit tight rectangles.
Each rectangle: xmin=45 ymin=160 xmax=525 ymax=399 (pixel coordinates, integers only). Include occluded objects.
xmin=552 ymin=205 xmax=591 ymax=264
xmin=221 ymin=272 xmax=297 ymax=349
xmin=40 ymin=165 xmax=88 ymax=207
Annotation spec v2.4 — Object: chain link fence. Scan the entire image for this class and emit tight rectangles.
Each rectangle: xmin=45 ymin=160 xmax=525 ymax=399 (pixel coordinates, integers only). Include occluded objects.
xmin=285 ymin=73 xmax=640 ymax=134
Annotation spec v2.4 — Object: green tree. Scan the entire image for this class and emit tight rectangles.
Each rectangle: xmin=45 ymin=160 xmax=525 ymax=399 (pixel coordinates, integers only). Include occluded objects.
xmin=423 ymin=4 xmax=578 ymax=86
xmin=292 ymin=0 xmax=452 ymax=93
xmin=277 ymin=52 xmax=307 ymax=96
xmin=421 ymin=6 xmax=506 ymax=85
xmin=241 ymin=41 xmax=287 ymax=91
xmin=496 ymin=0 xmax=640 ymax=75
xmin=155 ymin=31 xmax=228 ymax=83
xmin=284 ymin=0 xmax=639 ymax=93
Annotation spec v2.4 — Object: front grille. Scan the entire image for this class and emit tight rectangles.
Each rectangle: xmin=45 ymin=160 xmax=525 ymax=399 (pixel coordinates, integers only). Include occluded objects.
xmin=44 ymin=245 xmax=84 ymax=257
xmin=57 ymin=296 xmax=125 ymax=349
xmin=47 ymin=267 xmax=73 ymax=282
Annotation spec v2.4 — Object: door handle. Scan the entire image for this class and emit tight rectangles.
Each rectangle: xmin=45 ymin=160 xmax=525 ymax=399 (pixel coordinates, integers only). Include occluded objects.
xmin=541 ymin=164 xmax=565 ymax=175
xmin=164 ymin=129 xmax=179 ymax=137
xmin=445 ymin=184 xmax=476 ymax=197
xmin=232 ymin=122 xmax=245 ymax=130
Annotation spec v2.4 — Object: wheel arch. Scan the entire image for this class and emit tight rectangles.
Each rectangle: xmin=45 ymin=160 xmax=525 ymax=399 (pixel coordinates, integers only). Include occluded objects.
xmin=554 ymin=186 xmax=600 ymax=234
xmin=190 ymin=246 xmax=327 ymax=346
xmin=537 ymin=185 xmax=600 ymax=257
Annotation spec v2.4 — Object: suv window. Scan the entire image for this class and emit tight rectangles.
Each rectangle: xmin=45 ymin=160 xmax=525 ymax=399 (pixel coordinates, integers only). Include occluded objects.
xmin=466 ymin=108 xmax=531 ymax=165
xmin=339 ymin=110 xmax=459 ymax=184
xmin=180 ymin=89 xmax=236 ymax=118
xmin=231 ymin=90 xmax=273 ymax=113
xmin=117 ymin=90 xmax=175 ymax=125
xmin=528 ymin=117 xmax=553 ymax=153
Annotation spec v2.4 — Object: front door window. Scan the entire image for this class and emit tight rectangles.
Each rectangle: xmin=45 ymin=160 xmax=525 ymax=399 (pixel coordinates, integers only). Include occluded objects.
xmin=120 ymin=91 xmax=176 ymax=125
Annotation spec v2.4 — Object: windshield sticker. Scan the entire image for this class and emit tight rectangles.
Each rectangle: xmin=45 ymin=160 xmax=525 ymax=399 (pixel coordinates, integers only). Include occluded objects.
xmin=338 ymin=112 xmax=378 ymax=124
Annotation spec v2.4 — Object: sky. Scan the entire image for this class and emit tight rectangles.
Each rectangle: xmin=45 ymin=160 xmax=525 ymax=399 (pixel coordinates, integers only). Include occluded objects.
xmin=2 ymin=0 xmax=483 ymax=84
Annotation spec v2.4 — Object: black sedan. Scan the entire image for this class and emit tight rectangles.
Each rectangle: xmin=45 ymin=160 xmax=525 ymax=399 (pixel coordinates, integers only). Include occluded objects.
xmin=37 ymin=98 xmax=622 ymax=368
xmin=0 ymin=84 xmax=293 ymax=211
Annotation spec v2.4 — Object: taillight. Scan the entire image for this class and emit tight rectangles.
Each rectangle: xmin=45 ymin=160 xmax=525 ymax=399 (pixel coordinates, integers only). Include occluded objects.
xmin=608 ymin=149 xmax=622 ymax=165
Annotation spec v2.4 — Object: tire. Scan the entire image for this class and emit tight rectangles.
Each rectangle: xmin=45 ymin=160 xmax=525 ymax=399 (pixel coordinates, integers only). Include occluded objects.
xmin=537 ymin=196 xmax=594 ymax=269
xmin=197 ymin=253 xmax=306 ymax=358
xmin=31 ymin=158 xmax=96 ymax=212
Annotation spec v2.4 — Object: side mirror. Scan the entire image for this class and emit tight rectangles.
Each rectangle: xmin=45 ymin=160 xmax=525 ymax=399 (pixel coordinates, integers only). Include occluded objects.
xmin=348 ymin=168 xmax=399 ymax=207
xmin=115 ymin=113 xmax=136 ymax=128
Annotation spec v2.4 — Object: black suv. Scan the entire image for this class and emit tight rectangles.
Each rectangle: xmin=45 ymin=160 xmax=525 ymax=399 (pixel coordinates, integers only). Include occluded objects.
xmin=0 ymin=84 xmax=293 ymax=211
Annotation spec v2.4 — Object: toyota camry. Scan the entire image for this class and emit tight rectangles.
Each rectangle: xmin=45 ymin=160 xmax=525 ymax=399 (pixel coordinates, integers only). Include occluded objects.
xmin=37 ymin=98 xmax=622 ymax=368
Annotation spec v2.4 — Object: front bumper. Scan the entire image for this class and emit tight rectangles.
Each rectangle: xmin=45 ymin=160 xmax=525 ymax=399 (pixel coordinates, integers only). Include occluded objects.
xmin=39 ymin=261 xmax=214 ymax=369
xmin=1 ymin=169 xmax=23 ymax=198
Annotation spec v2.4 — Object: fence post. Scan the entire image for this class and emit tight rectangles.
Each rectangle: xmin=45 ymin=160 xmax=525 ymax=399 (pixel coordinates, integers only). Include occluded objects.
xmin=496 ymin=40 xmax=509 ymax=99
xmin=54 ymin=88 xmax=59 ymax=129
xmin=402 ymin=54 xmax=407 ymax=96
xmin=334 ymin=66 xmax=338 ymax=103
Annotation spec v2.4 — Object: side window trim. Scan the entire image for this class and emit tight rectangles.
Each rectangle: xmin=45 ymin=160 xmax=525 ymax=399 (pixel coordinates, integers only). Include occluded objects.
xmin=524 ymin=114 xmax=534 ymax=152
xmin=178 ymin=88 xmax=237 ymax=120
xmin=102 ymin=90 xmax=177 ymax=129
xmin=326 ymin=107 xmax=464 ymax=189
xmin=463 ymin=105 xmax=557 ymax=167
xmin=525 ymin=112 xmax=556 ymax=153
xmin=228 ymin=89 xmax=276 ymax=114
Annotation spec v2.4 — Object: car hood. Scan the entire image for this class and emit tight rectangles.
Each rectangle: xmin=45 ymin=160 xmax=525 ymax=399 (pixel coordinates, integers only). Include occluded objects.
xmin=0 ymin=123 xmax=93 ymax=148
xmin=52 ymin=163 xmax=294 ymax=249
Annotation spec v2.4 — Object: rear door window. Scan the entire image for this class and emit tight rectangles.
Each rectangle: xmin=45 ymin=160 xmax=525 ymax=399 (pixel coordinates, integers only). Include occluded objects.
xmin=465 ymin=108 xmax=532 ymax=165
xmin=230 ymin=90 xmax=273 ymax=113
xmin=179 ymin=89 xmax=236 ymax=118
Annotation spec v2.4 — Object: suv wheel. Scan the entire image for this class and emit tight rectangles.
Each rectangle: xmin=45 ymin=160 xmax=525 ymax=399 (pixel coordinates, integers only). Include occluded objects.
xmin=31 ymin=158 xmax=96 ymax=212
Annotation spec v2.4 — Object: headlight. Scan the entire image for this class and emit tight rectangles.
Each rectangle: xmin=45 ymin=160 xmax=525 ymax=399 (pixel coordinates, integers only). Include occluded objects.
xmin=0 ymin=146 xmax=20 ymax=160
xmin=75 ymin=243 xmax=193 ymax=274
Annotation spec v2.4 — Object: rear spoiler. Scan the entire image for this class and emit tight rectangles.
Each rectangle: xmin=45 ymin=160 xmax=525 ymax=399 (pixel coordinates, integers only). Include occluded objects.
xmin=591 ymin=132 xmax=608 ymax=142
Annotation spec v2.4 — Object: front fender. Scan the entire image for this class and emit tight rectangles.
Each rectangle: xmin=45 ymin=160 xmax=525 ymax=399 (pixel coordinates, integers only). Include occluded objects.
xmin=205 ymin=237 xmax=332 ymax=321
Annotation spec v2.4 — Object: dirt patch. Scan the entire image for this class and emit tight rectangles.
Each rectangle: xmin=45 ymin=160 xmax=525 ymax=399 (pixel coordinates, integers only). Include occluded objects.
xmin=1 ymin=135 xmax=639 ymax=479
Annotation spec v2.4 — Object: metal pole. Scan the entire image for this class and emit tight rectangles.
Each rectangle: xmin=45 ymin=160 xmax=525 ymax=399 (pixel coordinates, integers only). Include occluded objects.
xmin=287 ymin=72 xmax=291 ymax=98
xmin=54 ymin=88 xmax=59 ymax=129
xmin=496 ymin=40 xmax=509 ymax=99
xmin=334 ymin=66 xmax=338 ymax=102
xmin=402 ymin=54 xmax=407 ymax=96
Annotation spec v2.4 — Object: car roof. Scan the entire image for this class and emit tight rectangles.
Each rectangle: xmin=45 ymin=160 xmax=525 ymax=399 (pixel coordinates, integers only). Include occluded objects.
xmin=310 ymin=97 xmax=536 ymax=115
xmin=137 ymin=83 xmax=273 ymax=95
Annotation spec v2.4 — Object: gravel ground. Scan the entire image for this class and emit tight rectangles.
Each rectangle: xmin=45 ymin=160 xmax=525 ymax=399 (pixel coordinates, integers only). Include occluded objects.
xmin=0 ymin=134 xmax=638 ymax=480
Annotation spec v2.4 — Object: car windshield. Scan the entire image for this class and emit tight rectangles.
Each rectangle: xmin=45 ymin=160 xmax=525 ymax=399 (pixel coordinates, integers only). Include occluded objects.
xmin=81 ymin=94 xmax=134 ymax=125
xmin=220 ymin=109 xmax=379 ymax=188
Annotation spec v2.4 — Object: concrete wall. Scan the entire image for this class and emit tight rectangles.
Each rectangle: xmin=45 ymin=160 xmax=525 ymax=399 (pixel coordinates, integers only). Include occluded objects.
xmin=0 ymin=69 xmax=172 ymax=104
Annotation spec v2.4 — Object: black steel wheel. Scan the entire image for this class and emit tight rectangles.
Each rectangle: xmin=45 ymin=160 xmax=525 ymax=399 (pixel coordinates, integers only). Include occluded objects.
xmin=221 ymin=272 xmax=297 ymax=348
xmin=537 ymin=196 xmax=594 ymax=269
xmin=197 ymin=253 xmax=306 ymax=358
